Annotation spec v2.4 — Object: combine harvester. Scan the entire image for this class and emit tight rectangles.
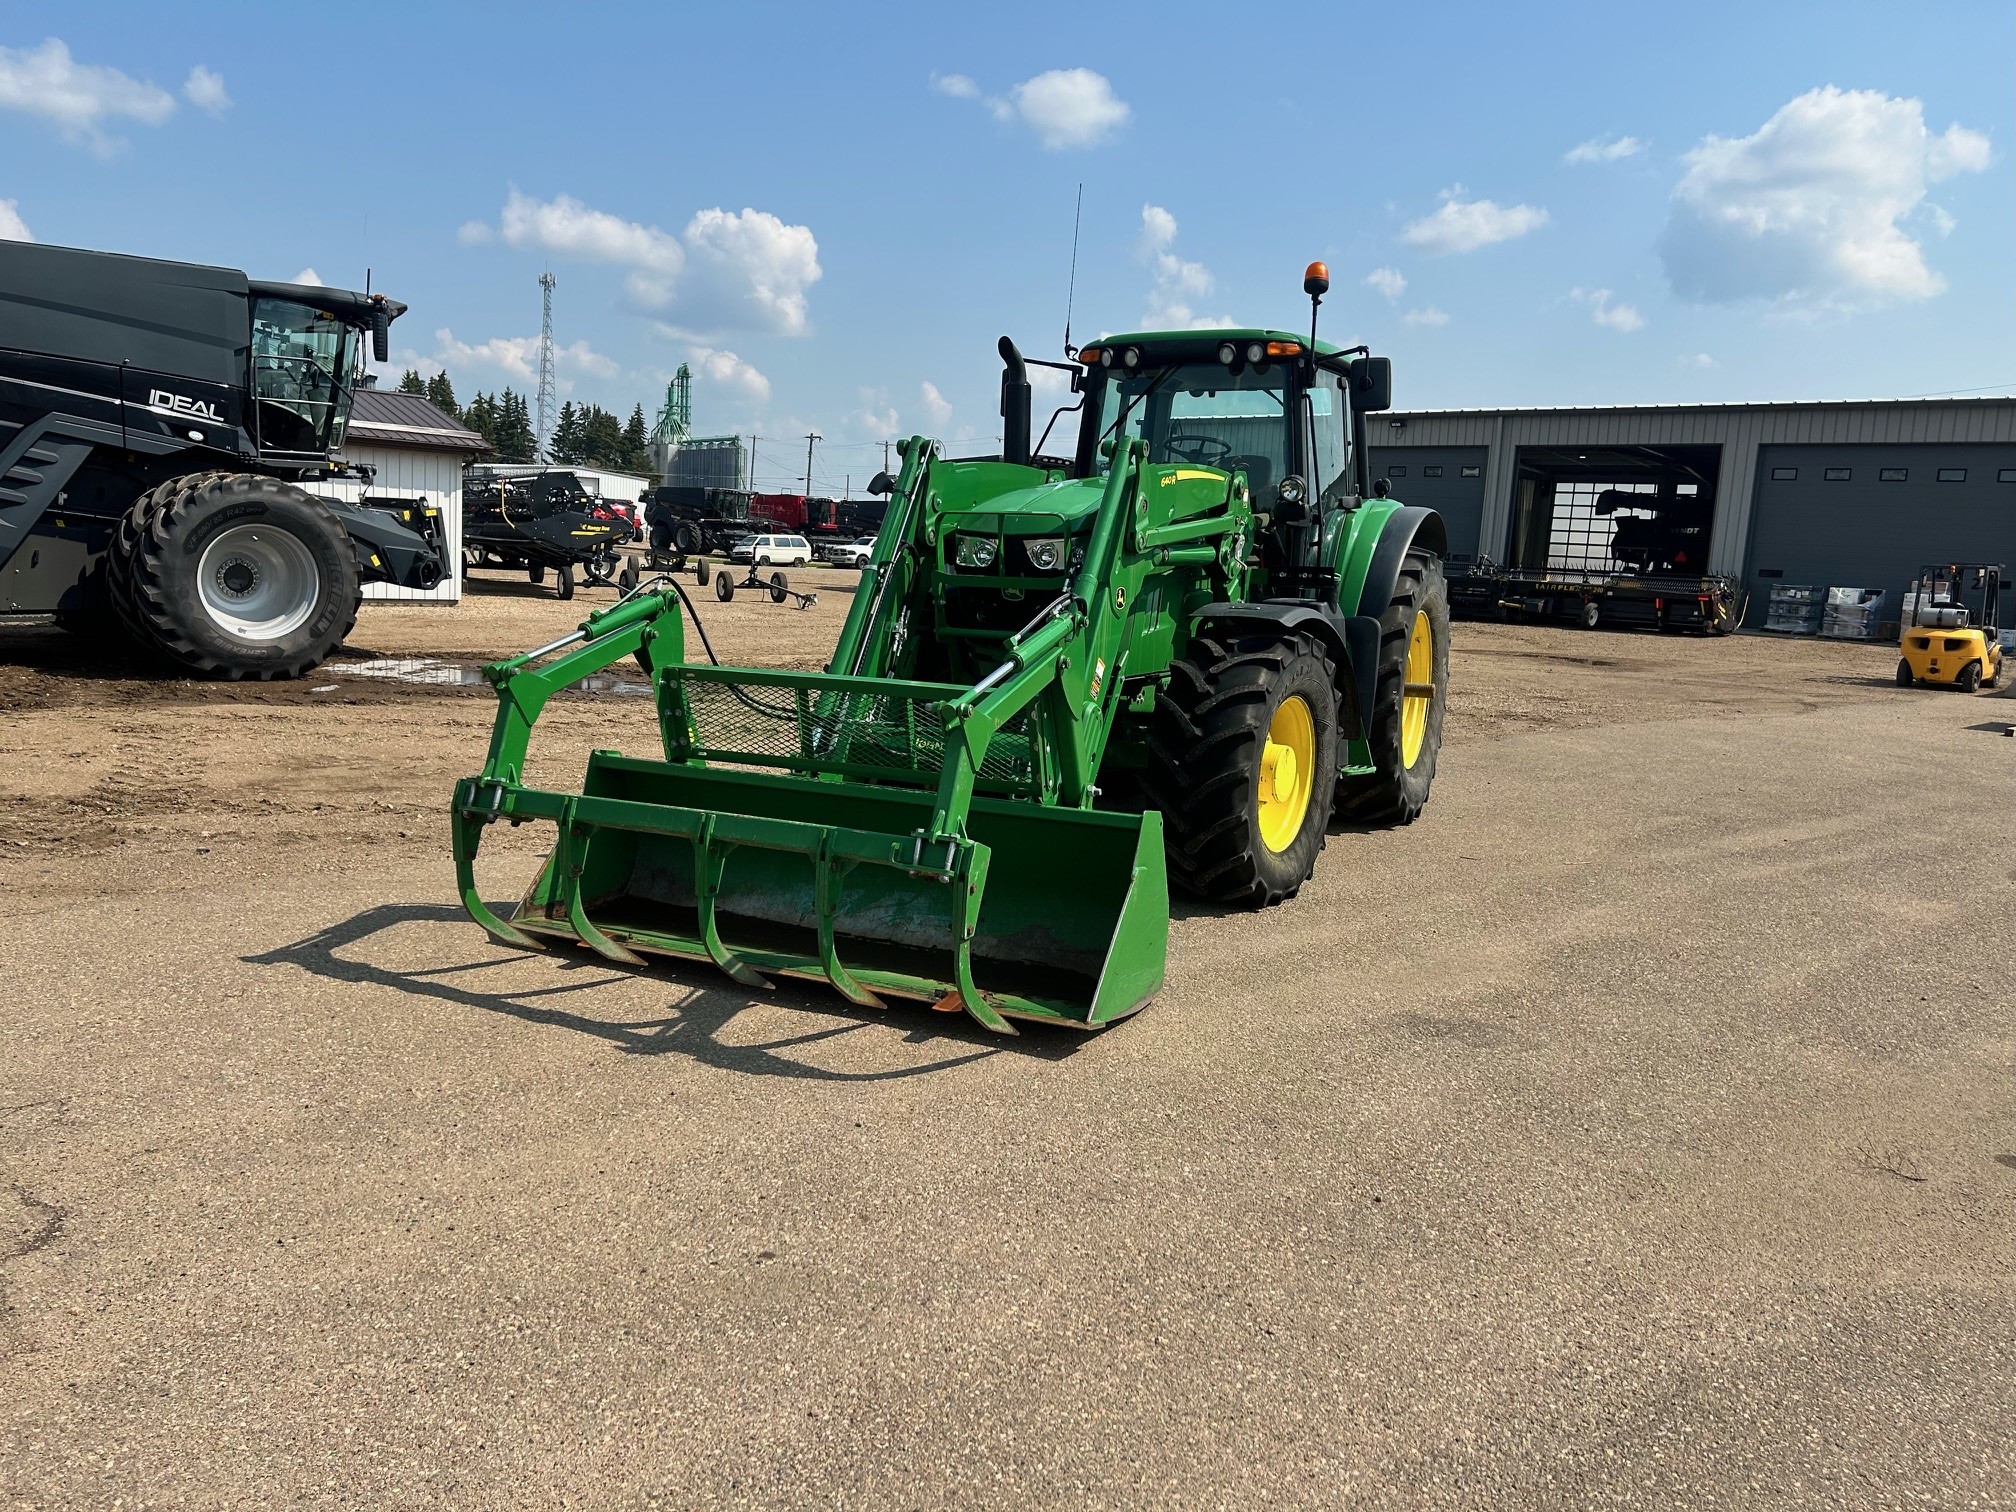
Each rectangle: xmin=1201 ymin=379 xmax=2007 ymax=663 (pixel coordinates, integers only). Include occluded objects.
xmin=455 ymin=265 xmax=1448 ymax=1032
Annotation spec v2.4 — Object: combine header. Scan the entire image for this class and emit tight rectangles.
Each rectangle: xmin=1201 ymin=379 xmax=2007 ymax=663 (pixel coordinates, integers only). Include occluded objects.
xmin=455 ymin=265 xmax=1448 ymax=1031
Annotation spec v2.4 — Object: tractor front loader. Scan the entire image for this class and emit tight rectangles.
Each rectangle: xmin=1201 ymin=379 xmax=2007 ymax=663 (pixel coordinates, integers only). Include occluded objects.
xmin=455 ymin=264 xmax=1448 ymax=1031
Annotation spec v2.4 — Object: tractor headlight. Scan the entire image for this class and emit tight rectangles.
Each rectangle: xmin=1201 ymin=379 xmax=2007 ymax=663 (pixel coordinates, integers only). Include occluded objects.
xmin=1024 ymin=537 xmax=1066 ymax=571
xmin=1122 ymin=346 xmax=1142 ymax=369
xmin=954 ymin=533 xmax=999 ymax=569
xmin=1245 ymin=341 xmax=1266 ymax=364
xmin=1218 ymin=342 xmax=1239 ymax=366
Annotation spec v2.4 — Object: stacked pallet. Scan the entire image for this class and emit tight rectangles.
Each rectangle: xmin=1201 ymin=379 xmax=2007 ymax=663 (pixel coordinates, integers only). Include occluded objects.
xmin=1763 ymin=583 xmax=1824 ymax=635
xmin=1820 ymin=587 xmax=1887 ymax=640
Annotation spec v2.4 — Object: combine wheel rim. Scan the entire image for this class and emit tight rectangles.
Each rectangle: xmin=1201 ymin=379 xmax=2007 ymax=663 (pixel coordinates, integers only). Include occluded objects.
xmin=1257 ymin=695 xmax=1316 ymax=853
xmin=196 ymin=523 xmax=320 ymax=641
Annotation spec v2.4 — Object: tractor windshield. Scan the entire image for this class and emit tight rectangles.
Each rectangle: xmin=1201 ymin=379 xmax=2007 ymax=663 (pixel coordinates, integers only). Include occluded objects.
xmin=1082 ymin=361 xmax=1293 ymax=498
xmin=251 ymin=297 xmax=362 ymax=456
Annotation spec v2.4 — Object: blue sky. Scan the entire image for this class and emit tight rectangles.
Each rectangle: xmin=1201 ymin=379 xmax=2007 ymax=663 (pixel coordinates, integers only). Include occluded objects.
xmin=3 ymin=1 xmax=2010 ymax=492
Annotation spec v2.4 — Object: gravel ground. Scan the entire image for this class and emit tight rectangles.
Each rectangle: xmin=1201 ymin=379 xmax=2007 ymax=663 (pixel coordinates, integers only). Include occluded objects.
xmin=2 ymin=574 xmax=2012 ymax=1509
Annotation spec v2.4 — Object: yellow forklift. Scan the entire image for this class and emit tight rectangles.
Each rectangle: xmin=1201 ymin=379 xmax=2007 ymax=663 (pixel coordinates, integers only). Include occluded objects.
xmin=1896 ymin=563 xmax=2004 ymax=692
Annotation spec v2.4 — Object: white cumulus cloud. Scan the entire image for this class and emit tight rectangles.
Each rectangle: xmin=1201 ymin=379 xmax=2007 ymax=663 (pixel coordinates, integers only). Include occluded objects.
xmin=1659 ymin=86 xmax=1991 ymax=311
xmin=1681 ymin=352 xmax=1717 ymax=369
xmin=429 ymin=327 xmax=618 ymax=386
xmin=290 ymin=267 xmax=324 ymax=286
xmin=681 ymin=207 xmax=822 ymax=336
xmin=852 ymin=388 xmax=901 ymax=442
xmin=1402 ymin=306 xmax=1450 ymax=327
xmin=1137 ymin=203 xmax=1231 ymax=329
xmin=1402 ymin=188 xmax=1549 ymax=254
xmin=1572 ymin=287 xmax=1646 ymax=332
xmin=498 ymin=189 xmax=686 ymax=307
xmin=456 ymin=220 xmax=493 ymax=245
xmin=1565 ymin=134 xmax=1644 ymax=164
xmin=0 ymin=38 xmax=178 ymax=154
xmin=920 ymin=381 xmax=953 ymax=427
xmin=685 ymin=345 xmax=770 ymax=405
xmin=484 ymin=191 xmax=820 ymax=334
xmin=1363 ymin=266 xmax=1407 ymax=301
xmin=991 ymin=68 xmax=1130 ymax=150
xmin=930 ymin=72 xmax=979 ymax=99
xmin=0 ymin=198 xmax=31 ymax=241
xmin=182 ymin=65 xmax=229 ymax=116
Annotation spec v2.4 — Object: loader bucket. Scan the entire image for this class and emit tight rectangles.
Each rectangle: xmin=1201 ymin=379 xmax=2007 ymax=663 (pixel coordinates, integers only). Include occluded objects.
xmin=488 ymin=753 xmax=1167 ymax=1032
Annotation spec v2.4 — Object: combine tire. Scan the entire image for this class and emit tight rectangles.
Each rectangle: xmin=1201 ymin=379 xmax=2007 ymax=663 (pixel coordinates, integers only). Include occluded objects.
xmin=1145 ymin=631 xmax=1340 ymax=907
xmin=107 ymin=472 xmax=359 ymax=680
xmin=1334 ymin=549 xmax=1449 ymax=827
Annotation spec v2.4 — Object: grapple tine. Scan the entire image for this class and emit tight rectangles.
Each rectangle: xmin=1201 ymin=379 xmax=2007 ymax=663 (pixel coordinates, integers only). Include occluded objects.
xmin=452 ymin=786 xmax=539 ymax=950
xmin=693 ymin=814 xmax=771 ymax=990
xmin=948 ymin=844 xmax=1017 ymax=1035
xmin=556 ymin=801 xmax=645 ymax=967
xmin=814 ymin=835 xmax=886 ymax=1009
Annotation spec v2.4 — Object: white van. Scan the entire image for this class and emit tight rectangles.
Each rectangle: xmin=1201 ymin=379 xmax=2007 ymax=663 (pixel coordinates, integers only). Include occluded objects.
xmin=729 ymin=533 xmax=813 ymax=567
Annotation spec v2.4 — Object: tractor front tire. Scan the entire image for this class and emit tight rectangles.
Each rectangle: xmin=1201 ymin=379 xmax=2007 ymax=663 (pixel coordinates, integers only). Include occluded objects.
xmin=1334 ymin=549 xmax=1450 ymax=827
xmin=108 ymin=472 xmax=359 ymax=680
xmin=1146 ymin=631 xmax=1340 ymax=907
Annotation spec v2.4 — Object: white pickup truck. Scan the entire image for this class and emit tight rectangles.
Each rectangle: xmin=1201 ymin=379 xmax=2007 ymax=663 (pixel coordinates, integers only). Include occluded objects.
xmin=825 ymin=536 xmax=876 ymax=568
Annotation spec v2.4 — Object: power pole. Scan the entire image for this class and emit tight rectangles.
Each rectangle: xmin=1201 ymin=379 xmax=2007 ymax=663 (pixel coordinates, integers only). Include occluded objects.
xmin=803 ymin=432 xmax=821 ymax=494
xmin=881 ymin=439 xmax=892 ymax=475
xmin=534 ymin=271 xmax=557 ymax=460
xmin=748 ymin=435 xmax=760 ymax=491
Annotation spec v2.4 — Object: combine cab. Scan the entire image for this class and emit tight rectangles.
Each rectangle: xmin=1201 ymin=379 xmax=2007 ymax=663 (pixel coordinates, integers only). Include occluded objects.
xmin=0 ymin=240 xmax=445 ymax=678
xmin=456 ymin=264 xmax=1449 ymax=1031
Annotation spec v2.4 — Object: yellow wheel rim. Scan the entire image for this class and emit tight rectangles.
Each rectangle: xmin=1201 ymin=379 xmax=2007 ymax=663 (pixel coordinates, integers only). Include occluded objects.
xmin=1257 ymin=695 xmax=1316 ymax=853
xmin=1401 ymin=610 xmax=1435 ymax=768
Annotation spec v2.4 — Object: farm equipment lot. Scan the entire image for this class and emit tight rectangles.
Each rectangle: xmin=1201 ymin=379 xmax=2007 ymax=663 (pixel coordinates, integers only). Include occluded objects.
xmin=2 ymin=594 xmax=2010 ymax=1507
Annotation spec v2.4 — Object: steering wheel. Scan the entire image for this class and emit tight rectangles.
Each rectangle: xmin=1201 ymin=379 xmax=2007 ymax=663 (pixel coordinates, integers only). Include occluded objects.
xmin=1165 ymin=435 xmax=1234 ymax=468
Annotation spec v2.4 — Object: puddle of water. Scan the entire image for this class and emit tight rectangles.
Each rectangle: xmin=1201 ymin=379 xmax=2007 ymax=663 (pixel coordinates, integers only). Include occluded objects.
xmin=331 ymin=657 xmax=650 ymax=696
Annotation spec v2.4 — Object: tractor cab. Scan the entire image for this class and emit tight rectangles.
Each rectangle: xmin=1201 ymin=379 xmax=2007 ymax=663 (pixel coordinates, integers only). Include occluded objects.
xmin=244 ymin=280 xmax=404 ymax=461
xmin=1898 ymin=562 xmax=2005 ymax=692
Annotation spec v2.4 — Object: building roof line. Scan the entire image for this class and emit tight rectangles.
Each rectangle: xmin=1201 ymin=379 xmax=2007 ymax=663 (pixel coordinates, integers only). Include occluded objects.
xmin=1380 ymin=396 xmax=2016 ymax=420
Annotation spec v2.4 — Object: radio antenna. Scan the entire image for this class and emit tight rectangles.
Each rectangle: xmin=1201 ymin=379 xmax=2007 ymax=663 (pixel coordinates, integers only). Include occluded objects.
xmin=1062 ymin=183 xmax=1083 ymax=358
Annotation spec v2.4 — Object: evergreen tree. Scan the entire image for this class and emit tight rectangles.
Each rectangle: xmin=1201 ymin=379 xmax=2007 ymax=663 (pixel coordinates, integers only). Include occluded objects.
xmin=397 ymin=368 xmax=426 ymax=395
xmin=622 ymin=404 xmax=650 ymax=473
xmin=464 ymin=391 xmax=499 ymax=449
xmin=581 ymin=405 xmax=625 ymax=469
xmin=551 ymin=401 xmax=583 ymax=464
xmin=494 ymin=388 xmax=536 ymax=462
xmin=423 ymin=371 xmax=459 ymax=418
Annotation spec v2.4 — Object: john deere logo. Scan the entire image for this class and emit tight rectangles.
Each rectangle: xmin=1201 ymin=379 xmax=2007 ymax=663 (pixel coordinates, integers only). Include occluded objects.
xmin=148 ymin=389 xmax=223 ymax=423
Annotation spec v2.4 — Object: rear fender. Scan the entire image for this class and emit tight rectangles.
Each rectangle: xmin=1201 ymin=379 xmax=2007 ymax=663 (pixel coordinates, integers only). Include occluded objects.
xmin=1189 ymin=600 xmax=1363 ymax=738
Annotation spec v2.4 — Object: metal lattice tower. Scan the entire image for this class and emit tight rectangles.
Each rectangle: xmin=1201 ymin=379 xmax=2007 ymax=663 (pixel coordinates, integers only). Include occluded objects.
xmin=534 ymin=270 xmax=558 ymax=459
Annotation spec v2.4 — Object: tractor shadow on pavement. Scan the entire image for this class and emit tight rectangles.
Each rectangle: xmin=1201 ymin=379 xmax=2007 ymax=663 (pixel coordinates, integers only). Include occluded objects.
xmin=244 ymin=902 xmax=1089 ymax=1080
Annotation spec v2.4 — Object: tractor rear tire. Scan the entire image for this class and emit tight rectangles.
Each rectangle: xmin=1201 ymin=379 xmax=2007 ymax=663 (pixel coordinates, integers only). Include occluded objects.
xmin=108 ymin=472 xmax=359 ymax=680
xmin=1145 ymin=631 xmax=1340 ymax=907
xmin=1333 ymin=550 xmax=1449 ymax=827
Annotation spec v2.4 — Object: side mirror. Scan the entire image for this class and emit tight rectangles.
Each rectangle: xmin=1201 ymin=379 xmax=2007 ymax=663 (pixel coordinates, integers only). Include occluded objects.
xmin=1348 ymin=355 xmax=1392 ymax=413
xmin=370 ymin=301 xmax=392 ymax=364
xmin=867 ymin=471 xmax=895 ymax=496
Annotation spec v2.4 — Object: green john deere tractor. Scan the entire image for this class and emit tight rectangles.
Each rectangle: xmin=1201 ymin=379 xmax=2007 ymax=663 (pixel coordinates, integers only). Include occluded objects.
xmin=454 ymin=262 xmax=1448 ymax=1033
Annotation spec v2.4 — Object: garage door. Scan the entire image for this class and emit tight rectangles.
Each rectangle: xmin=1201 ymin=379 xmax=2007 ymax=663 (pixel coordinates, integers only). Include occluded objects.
xmin=1363 ymin=447 xmax=1488 ymax=559
xmin=1744 ymin=444 xmax=2016 ymax=625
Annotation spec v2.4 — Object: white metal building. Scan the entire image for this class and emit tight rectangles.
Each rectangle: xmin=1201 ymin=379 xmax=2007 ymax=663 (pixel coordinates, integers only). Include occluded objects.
xmin=318 ymin=388 xmax=489 ymax=603
xmin=1366 ymin=397 xmax=2016 ymax=624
